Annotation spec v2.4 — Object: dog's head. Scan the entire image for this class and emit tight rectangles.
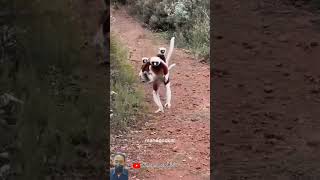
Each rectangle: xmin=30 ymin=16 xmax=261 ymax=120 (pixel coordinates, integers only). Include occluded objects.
xmin=159 ymin=47 xmax=166 ymax=55
xmin=139 ymin=57 xmax=152 ymax=83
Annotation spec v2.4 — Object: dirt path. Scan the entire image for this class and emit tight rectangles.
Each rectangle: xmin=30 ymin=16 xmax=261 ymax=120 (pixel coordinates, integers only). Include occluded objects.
xmin=110 ymin=8 xmax=210 ymax=180
xmin=213 ymin=0 xmax=320 ymax=179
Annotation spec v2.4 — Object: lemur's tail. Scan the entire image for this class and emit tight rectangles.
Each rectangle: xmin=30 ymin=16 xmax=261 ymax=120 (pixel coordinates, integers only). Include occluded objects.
xmin=166 ymin=37 xmax=175 ymax=65
xmin=168 ymin=63 xmax=176 ymax=71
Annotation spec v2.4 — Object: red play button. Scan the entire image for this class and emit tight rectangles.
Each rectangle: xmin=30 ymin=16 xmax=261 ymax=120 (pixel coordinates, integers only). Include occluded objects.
xmin=132 ymin=163 xmax=141 ymax=169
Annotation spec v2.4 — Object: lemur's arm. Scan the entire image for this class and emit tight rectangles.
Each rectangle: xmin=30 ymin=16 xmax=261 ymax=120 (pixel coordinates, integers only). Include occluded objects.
xmin=157 ymin=54 xmax=166 ymax=63
xmin=161 ymin=62 xmax=169 ymax=83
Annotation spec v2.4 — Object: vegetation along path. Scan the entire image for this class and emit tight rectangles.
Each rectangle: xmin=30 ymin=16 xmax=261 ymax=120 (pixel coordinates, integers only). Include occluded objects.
xmin=110 ymin=7 xmax=210 ymax=180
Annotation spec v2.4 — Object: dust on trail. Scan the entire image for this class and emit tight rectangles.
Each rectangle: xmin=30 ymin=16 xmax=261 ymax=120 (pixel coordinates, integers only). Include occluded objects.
xmin=110 ymin=8 xmax=210 ymax=180
xmin=213 ymin=0 xmax=320 ymax=179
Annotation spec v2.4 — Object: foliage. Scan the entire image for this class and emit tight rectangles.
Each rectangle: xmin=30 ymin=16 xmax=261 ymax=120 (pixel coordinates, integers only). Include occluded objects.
xmin=1 ymin=0 xmax=106 ymax=179
xmin=111 ymin=0 xmax=209 ymax=59
xmin=311 ymin=0 xmax=320 ymax=8
xmin=110 ymin=35 xmax=145 ymax=132
xmin=117 ymin=0 xmax=210 ymax=60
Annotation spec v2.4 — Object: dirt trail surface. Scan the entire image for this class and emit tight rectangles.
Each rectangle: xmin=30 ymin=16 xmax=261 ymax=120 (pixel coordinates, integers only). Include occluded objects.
xmin=110 ymin=8 xmax=210 ymax=180
xmin=214 ymin=0 xmax=320 ymax=179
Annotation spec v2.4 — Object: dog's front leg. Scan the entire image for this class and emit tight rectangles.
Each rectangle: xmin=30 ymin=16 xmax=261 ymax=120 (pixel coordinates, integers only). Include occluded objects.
xmin=153 ymin=90 xmax=164 ymax=113
xmin=164 ymin=82 xmax=172 ymax=108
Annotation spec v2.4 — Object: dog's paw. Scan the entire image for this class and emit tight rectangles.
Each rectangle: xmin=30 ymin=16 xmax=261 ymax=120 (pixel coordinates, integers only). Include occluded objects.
xmin=154 ymin=108 xmax=164 ymax=113
xmin=164 ymin=103 xmax=171 ymax=109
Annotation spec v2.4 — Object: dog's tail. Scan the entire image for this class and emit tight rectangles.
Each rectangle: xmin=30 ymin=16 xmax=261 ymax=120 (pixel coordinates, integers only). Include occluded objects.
xmin=168 ymin=63 xmax=176 ymax=71
xmin=166 ymin=37 xmax=175 ymax=65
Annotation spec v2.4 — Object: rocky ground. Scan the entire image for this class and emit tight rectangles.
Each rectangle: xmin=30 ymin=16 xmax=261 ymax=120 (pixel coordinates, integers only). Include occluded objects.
xmin=110 ymin=7 xmax=210 ymax=180
xmin=213 ymin=0 xmax=320 ymax=179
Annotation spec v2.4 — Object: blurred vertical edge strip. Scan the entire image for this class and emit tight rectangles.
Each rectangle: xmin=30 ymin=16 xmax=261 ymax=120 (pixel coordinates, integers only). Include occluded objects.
xmin=103 ymin=0 xmax=111 ymax=179
xmin=209 ymin=0 xmax=215 ymax=179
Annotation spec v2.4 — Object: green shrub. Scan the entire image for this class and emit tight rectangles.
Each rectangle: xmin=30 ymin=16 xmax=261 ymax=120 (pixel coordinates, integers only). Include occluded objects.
xmin=1 ymin=0 xmax=106 ymax=179
xmin=311 ymin=0 xmax=320 ymax=8
xmin=125 ymin=0 xmax=210 ymax=61
xmin=110 ymin=35 xmax=145 ymax=132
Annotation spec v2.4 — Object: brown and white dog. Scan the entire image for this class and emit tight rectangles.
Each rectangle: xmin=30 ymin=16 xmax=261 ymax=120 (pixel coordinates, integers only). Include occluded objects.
xmin=139 ymin=37 xmax=176 ymax=113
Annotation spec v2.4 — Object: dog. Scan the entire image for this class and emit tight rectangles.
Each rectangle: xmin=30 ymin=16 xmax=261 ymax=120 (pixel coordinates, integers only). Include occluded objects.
xmin=138 ymin=37 xmax=176 ymax=113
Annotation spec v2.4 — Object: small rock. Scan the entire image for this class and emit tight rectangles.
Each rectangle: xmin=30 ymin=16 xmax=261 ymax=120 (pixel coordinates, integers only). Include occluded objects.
xmin=0 ymin=152 xmax=9 ymax=160
xmin=310 ymin=42 xmax=318 ymax=47
xmin=172 ymin=147 xmax=178 ymax=152
xmin=264 ymin=133 xmax=284 ymax=141
xmin=182 ymin=159 xmax=186 ymax=162
xmin=237 ymin=83 xmax=244 ymax=87
xmin=191 ymin=118 xmax=199 ymax=122
xmin=310 ymin=86 xmax=320 ymax=94
xmin=286 ymin=126 xmax=293 ymax=130
xmin=283 ymin=72 xmax=290 ymax=76
xmin=296 ymin=42 xmax=303 ymax=47
xmin=306 ymin=141 xmax=320 ymax=148
xmin=242 ymin=42 xmax=254 ymax=49
xmin=199 ymin=59 xmax=207 ymax=64
xmin=242 ymin=42 xmax=249 ymax=46
xmin=278 ymin=36 xmax=289 ymax=43
xmin=0 ymin=119 xmax=8 ymax=127
xmin=216 ymin=35 xmax=223 ymax=39
xmin=265 ymin=95 xmax=274 ymax=99
xmin=263 ymin=80 xmax=273 ymax=85
xmin=222 ymin=129 xmax=231 ymax=134
xmin=0 ymin=164 xmax=10 ymax=176
xmin=232 ymin=120 xmax=239 ymax=124
xmin=264 ymin=86 xmax=274 ymax=93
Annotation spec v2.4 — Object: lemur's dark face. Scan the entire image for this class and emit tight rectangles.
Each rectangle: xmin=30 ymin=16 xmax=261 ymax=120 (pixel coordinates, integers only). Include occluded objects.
xmin=151 ymin=61 xmax=160 ymax=66
xmin=142 ymin=57 xmax=149 ymax=64
xmin=159 ymin=47 xmax=166 ymax=55
xmin=150 ymin=57 xmax=162 ymax=66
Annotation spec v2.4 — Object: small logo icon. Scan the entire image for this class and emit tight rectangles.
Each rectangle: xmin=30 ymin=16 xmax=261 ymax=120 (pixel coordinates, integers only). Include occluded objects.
xmin=132 ymin=163 xmax=141 ymax=169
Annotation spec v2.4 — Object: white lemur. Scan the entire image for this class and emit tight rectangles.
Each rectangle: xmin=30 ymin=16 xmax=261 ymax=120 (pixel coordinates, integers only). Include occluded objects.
xmin=139 ymin=37 xmax=176 ymax=113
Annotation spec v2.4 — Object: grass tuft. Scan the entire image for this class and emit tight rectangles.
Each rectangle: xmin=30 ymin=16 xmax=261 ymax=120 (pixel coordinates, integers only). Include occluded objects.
xmin=110 ymin=35 xmax=146 ymax=132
